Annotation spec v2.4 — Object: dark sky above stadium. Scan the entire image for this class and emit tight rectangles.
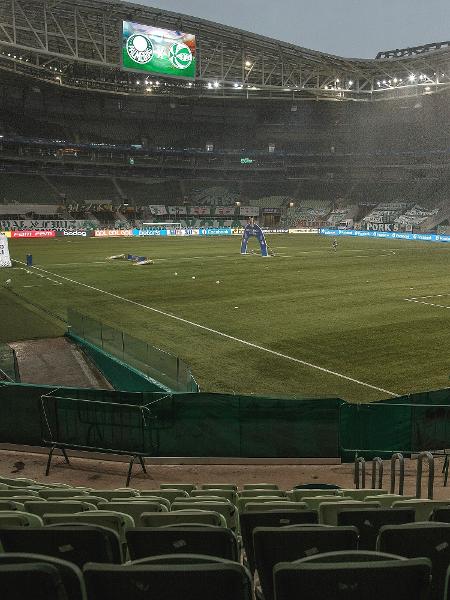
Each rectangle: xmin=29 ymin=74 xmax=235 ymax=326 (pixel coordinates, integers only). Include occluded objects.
xmin=138 ymin=0 xmax=450 ymax=58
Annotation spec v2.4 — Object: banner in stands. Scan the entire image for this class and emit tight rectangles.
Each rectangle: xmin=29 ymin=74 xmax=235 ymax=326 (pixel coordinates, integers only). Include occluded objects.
xmin=320 ymin=228 xmax=450 ymax=244
xmin=9 ymin=230 xmax=56 ymax=238
xmin=167 ymin=206 xmax=187 ymax=215
xmin=0 ymin=220 xmax=94 ymax=231
xmin=148 ymin=205 xmax=168 ymax=215
xmin=189 ymin=206 xmax=210 ymax=215
xmin=289 ymin=228 xmax=320 ymax=234
xmin=261 ymin=208 xmax=281 ymax=215
xmin=365 ymin=223 xmax=411 ymax=232
xmin=0 ymin=234 xmax=11 ymax=267
xmin=214 ymin=207 xmax=235 ymax=216
xmin=94 ymin=229 xmax=133 ymax=237
xmin=240 ymin=206 xmax=259 ymax=216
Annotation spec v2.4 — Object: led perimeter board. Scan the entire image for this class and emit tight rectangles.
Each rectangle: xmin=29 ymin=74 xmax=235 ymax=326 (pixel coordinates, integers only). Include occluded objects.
xmin=122 ymin=21 xmax=196 ymax=80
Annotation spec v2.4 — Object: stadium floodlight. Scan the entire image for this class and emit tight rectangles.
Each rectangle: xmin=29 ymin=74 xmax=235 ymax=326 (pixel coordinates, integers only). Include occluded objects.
xmin=207 ymin=82 xmax=212 ymax=89
xmin=409 ymin=74 xmax=416 ymax=82
xmin=382 ymin=80 xmax=387 ymax=85
xmin=213 ymin=81 xmax=220 ymax=88
xmin=393 ymin=77 xmax=398 ymax=83
xmin=425 ymin=86 xmax=431 ymax=91
xmin=234 ymin=83 xmax=239 ymax=88
xmin=245 ymin=60 xmax=252 ymax=67
xmin=348 ymin=80 xmax=353 ymax=87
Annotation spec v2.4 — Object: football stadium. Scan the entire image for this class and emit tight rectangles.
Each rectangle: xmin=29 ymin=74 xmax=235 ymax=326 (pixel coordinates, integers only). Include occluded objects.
xmin=1 ymin=0 xmax=450 ymax=596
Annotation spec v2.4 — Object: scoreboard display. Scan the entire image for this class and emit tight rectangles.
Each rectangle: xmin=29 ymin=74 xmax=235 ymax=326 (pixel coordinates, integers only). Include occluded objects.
xmin=122 ymin=21 xmax=196 ymax=80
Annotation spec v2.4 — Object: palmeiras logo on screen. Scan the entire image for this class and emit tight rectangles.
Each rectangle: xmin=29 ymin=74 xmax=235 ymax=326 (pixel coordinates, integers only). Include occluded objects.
xmin=168 ymin=42 xmax=193 ymax=69
xmin=126 ymin=33 xmax=154 ymax=64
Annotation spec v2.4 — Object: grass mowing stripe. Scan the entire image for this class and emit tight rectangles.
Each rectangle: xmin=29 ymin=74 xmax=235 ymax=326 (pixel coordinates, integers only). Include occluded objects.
xmin=16 ymin=260 xmax=399 ymax=398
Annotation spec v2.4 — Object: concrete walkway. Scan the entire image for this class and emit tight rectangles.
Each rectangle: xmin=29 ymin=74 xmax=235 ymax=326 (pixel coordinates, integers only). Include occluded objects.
xmin=10 ymin=337 xmax=111 ymax=389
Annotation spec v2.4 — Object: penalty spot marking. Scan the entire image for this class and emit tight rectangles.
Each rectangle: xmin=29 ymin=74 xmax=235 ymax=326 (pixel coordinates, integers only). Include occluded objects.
xmin=16 ymin=260 xmax=399 ymax=398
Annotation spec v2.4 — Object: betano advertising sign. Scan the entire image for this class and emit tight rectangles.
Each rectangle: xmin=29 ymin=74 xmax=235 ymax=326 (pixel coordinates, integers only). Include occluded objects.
xmin=122 ymin=21 xmax=196 ymax=80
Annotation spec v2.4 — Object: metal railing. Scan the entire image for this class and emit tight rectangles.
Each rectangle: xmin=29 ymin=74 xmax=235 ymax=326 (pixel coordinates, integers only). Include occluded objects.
xmin=67 ymin=309 xmax=198 ymax=393
xmin=0 ymin=344 xmax=20 ymax=383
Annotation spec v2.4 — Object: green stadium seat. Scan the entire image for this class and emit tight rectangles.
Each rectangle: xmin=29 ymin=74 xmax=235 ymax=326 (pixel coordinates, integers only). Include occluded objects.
xmin=52 ymin=496 xmax=108 ymax=506
xmin=392 ymin=499 xmax=450 ymax=521
xmin=99 ymin=502 xmax=168 ymax=525
xmin=378 ymin=522 xmax=450 ymax=600
xmin=337 ymin=508 xmax=415 ymax=549
xmin=339 ymin=489 xmax=389 ymax=500
xmin=160 ymin=484 xmax=196 ymax=493
xmin=126 ymin=526 xmax=239 ymax=561
xmin=242 ymin=484 xmax=279 ymax=490
xmin=288 ymin=489 xmax=341 ymax=502
xmin=0 ymin=489 xmax=40 ymax=498
xmin=139 ymin=489 xmax=189 ymax=502
xmin=89 ymin=490 xmax=139 ymax=501
xmin=244 ymin=501 xmax=308 ymax=512
xmin=237 ymin=496 xmax=286 ymax=513
xmin=0 ymin=500 xmax=25 ymax=511
xmin=0 ymin=562 xmax=67 ymax=600
xmin=0 ymin=525 xmax=122 ymax=567
xmin=239 ymin=510 xmax=318 ymax=575
xmin=254 ymin=525 xmax=359 ymax=600
xmin=0 ymin=553 xmax=86 ymax=600
xmin=171 ymin=501 xmax=237 ymax=530
xmin=364 ymin=494 xmax=413 ymax=507
xmin=83 ymin=556 xmax=252 ymax=600
xmin=431 ymin=507 xmax=450 ymax=523
xmin=274 ymin=551 xmax=431 ymax=600
xmin=42 ymin=511 xmax=134 ymax=545
xmin=319 ymin=501 xmax=381 ymax=525
xmin=24 ymin=501 xmax=97 ymax=516
xmin=303 ymin=496 xmax=354 ymax=511
xmin=140 ymin=510 xmax=227 ymax=528
xmin=200 ymin=484 xmax=238 ymax=491
xmin=190 ymin=489 xmax=238 ymax=504
xmin=38 ymin=489 xmax=89 ymax=499
xmin=240 ymin=489 xmax=286 ymax=498
xmin=0 ymin=511 xmax=43 ymax=528
xmin=0 ymin=477 xmax=37 ymax=487
xmin=109 ymin=496 xmax=171 ymax=510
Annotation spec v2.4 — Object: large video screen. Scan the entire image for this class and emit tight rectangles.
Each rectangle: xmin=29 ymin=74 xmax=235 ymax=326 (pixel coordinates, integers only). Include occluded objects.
xmin=122 ymin=21 xmax=196 ymax=80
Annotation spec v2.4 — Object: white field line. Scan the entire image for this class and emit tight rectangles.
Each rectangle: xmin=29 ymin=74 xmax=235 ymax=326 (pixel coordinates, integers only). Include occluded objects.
xmin=13 ymin=266 xmax=62 ymax=285
xmin=405 ymin=293 xmax=450 ymax=309
xmin=16 ymin=260 xmax=399 ymax=397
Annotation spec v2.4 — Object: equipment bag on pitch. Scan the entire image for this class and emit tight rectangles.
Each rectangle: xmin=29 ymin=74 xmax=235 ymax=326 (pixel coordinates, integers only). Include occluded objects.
xmin=0 ymin=235 xmax=12 ymax=268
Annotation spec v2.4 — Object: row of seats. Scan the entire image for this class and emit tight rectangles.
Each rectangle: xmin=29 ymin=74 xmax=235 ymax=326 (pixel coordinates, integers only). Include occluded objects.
xmin=1 ymin=549 xmax=440 ymax=600
xmin=2 ymin=476 xmax=450 ymax=599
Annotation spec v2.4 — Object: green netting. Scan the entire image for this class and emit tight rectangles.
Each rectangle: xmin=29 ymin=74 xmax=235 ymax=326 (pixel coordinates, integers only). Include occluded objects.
xmin=67 ymin=309 xmax=198 ymax=393
xmin=0 ymin=344 xmax=19 ymax=383
xmin=2 ymin=380 xmax=450 ymax=460
xmin=340 ymin=400 xmax=450 ymax=459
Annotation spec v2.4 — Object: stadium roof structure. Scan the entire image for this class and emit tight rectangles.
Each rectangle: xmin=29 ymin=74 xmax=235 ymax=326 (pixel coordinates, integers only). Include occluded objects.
xmin=1 ymin=0 xmax=450 ymax=101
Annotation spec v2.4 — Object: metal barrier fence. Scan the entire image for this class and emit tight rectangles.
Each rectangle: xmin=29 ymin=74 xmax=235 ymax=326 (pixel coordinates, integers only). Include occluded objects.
xmin=0 ymin=344 xmax=20 ymax=383
xmin=67 ymin=309 xmax=198 ymax=393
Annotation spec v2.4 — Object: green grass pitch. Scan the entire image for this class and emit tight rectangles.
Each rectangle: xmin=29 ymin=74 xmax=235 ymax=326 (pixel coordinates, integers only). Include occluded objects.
xmin=1 ymin=233 xmax=450 ymax=402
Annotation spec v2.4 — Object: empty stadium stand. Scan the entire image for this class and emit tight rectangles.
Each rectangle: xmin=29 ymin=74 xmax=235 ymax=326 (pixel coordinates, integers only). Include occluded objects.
xmin=0 ymin=473 xmax=447 ymax=599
